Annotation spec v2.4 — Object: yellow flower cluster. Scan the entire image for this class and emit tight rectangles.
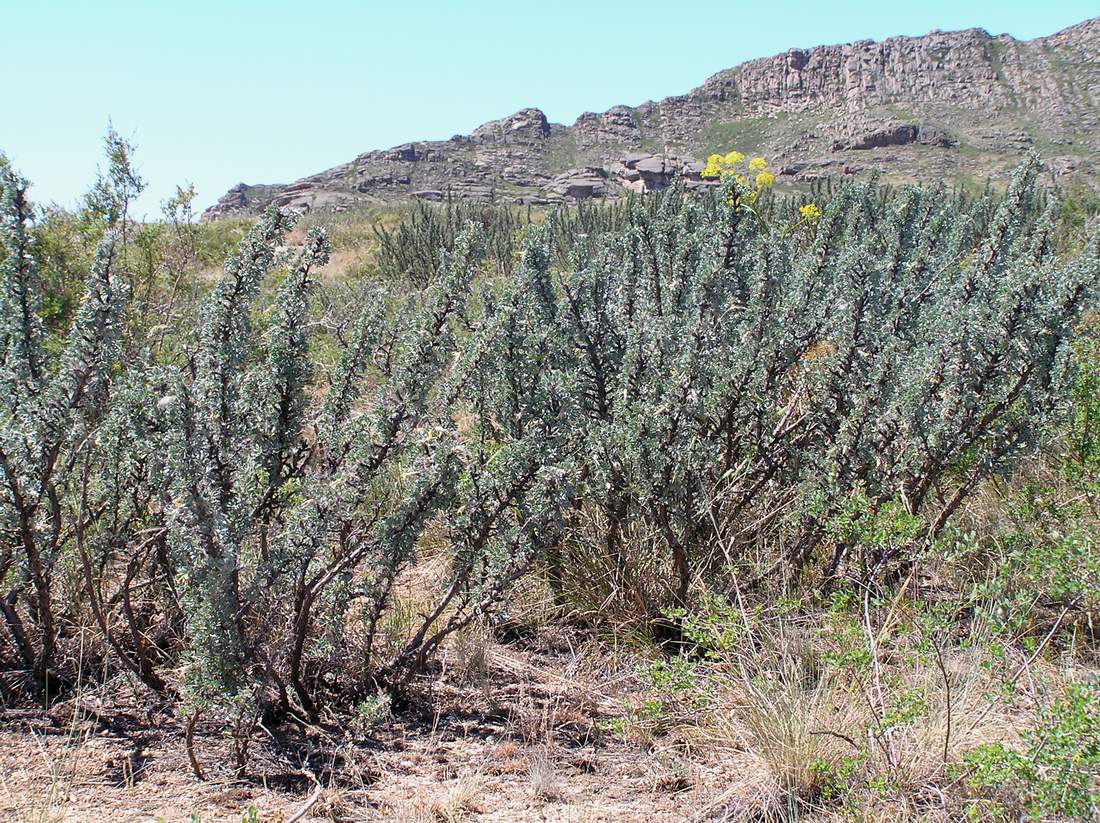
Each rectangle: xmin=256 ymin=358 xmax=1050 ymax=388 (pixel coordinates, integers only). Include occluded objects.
xmin=799 ymin=202 xmax=822 ymax=223
xmin=701 ymin=151 xmax=775 ymax=205
xmin=701 ymin=150 xmax=744 ymax=179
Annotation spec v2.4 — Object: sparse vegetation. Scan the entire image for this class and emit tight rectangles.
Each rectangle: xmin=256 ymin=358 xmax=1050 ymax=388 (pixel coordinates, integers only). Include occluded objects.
xmin=699 ymin=115 xmax=785 ymax=158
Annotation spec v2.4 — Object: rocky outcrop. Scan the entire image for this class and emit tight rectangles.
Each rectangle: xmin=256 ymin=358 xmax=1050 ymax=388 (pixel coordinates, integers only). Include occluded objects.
xmin=699 ymin=31 xmax=1012 ymax=113
xmin=204 ymin=17 xmax=1100 ymax=218
xmin=471 ymin=108 xmax=551 ymax=145
xmin=831 ymin=123 xmax=958 ymax=151
xmin=574 ymin=106 xmax=641 ymax=146
xmin=606 ymin=153 xmax=709 ymax=193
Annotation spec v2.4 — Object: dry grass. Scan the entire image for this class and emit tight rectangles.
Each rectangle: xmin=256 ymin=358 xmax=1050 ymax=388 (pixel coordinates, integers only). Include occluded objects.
xmin=446 ymin=621 xmax=492 ymax=686
xmin=384 ymin=775 xmax=485 ymax=822
xmin=526 ymin=749 xmax=564 ymax=802
xmin=662 ymin=607 xmax=1089 ymax=823
xmin=2 ymin=730 xmax=85 ymax=823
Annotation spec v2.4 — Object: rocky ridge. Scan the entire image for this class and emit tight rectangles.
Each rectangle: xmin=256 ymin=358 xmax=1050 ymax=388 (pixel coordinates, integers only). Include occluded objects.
xmin=204 ymin=17 xmax=1100 ymax=218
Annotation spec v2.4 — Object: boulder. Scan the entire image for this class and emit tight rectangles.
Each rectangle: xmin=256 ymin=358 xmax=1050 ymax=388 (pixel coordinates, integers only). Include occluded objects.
xmin=545 ymin=168 xmax=608 ymax=199
xmin=680 ymin=160 xmax=706 ymax=178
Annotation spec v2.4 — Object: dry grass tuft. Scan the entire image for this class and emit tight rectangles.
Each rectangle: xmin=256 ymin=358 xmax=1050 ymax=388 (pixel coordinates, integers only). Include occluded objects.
xmin=446 ymin=620 xmax=492 ymax=685
xmin=389 ymin=776 xmax=483 ymax=823
xmin=527 ymin=749 xmax=564 ymax=802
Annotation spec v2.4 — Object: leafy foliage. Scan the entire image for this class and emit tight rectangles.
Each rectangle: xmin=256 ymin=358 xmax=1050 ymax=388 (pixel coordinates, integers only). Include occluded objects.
xmin=965 ymin=679 xmax=1100 ymax=819
xmin=531 ymin=159 xmax=1096 ymax=612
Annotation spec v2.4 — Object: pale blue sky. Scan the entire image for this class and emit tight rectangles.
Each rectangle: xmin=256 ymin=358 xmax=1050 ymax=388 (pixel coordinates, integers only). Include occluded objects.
xmin=3 ymin=0 xmax=1096 ymax=215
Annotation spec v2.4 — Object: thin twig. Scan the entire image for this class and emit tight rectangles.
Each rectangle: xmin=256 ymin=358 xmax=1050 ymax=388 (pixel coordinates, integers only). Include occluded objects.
xmin=287 ymin=781 xmax=324 ymax=823
xmin=930 ymin=633 xmax=952 ymax=768
xmin=185 ymin=709 xmax=204 ymax=781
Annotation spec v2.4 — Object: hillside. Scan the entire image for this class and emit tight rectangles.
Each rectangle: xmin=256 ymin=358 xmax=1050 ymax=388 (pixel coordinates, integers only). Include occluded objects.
xmin=204 ymin=16 xmax=1100 ymax=218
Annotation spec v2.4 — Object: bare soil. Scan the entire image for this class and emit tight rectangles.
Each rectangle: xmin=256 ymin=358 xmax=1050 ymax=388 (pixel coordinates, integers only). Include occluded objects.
xmin=0 ymin=632 xmax=726 ymax=822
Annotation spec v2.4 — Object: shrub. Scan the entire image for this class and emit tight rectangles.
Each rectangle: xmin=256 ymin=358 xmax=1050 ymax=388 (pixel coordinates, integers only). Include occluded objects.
xmin=531 ymin=159 xmax=1096 ymax=613
xmin=965 ymin=679 xmax=1100 ymax=819
xmin=81 ymin=204 xmax=574 ymax=772
xmin=0 ymin=160 xmax=127 ymax=688
xmin=373 ymin=199 xmax=529 ymax=288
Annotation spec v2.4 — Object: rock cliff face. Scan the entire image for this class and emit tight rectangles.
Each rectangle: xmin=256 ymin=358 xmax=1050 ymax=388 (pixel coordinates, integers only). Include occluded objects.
xmin=204 ymin=17 xmax=1100 ymax=218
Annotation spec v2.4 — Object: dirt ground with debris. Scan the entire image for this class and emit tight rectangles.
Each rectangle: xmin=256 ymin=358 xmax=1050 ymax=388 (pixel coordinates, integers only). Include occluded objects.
xmin=0 ymin=631 xmax=738 ymax=822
